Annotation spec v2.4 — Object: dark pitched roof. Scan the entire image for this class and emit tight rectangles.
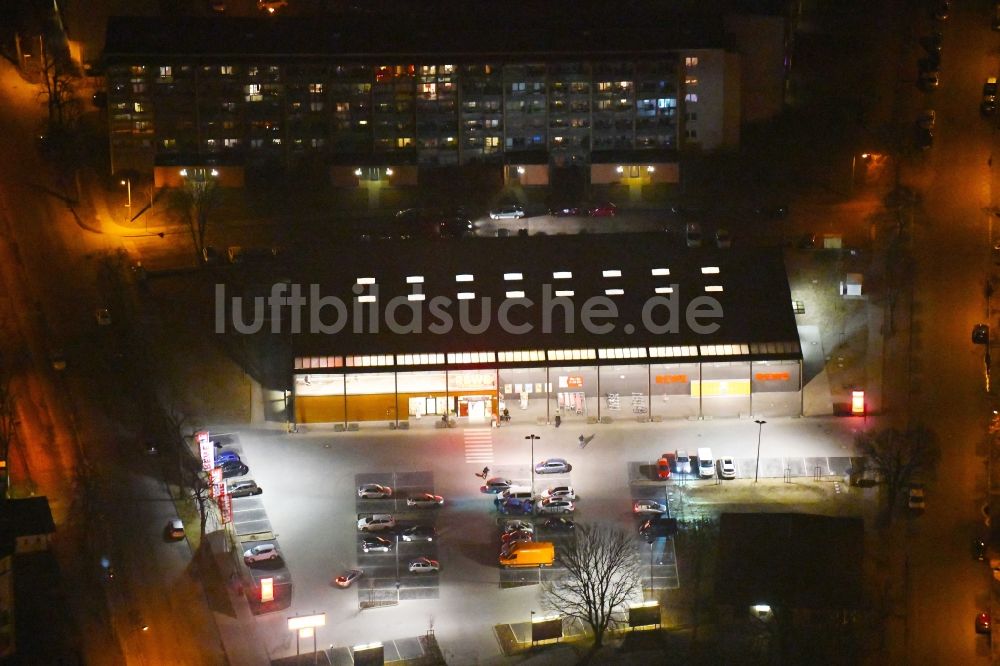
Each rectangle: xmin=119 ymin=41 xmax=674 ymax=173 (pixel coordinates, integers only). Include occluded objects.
xmin=288 ymin=232 xmax=800 ymax=360
xmin=715 ymin=512 xmax=864 ymax=610
xmin=103 ymin=14 xmax=726 ymax=60
xmin=5 ymin=497 xmax=56 ymax=538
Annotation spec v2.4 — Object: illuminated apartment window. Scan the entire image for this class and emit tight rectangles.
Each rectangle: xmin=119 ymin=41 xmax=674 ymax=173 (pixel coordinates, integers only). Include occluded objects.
xmin=162 ymin=138 xmax=176 ymax=149
xmin=220 ymin=65 xmax=233 ymax=76
xmin=356 ymin=277 xmax=376 ymax=285
xmin=455 ymin=274 xmax=474 ymax=282
xmin=397 ymin=137 xmax=413 ymax=148
xmin=133 ymin=102 xmax=145 ymax=113
xmin=486 ymin=136 xmax=500 ymax=148
xmin=310 ymin=102 xmax=324 ymax=112
xmin=457 ymin=292 xmax=475 ymax=300
xmin=246 ymin=84 xmax=262 ymax=102
xmin=407 ymin=276 xmax=424 ymax=284
xmin=685 ymin=77 xmax=698 ymax=85
xmin=651 ymin=268 xmax=670 ymax=276
xmin=504 ymin=273 xmax=523 ymax=281
xmin=602 ymin=269 xmax=622 ymax=278
xmin=310 ymin=138 xmax=324 ymax=148
xmin=224 ymin=138 xmax=239 ymax=148
xmin=130 ymin=65 xmax=146 ymax=75
xmin=705 ymin=285 xmax=723 ymax=292
xmin=506 ymin=291 xmax=526 ymax=298
xmin=654 ymin=287 xmax=674 ymax=294
xmin=553 ymin=271 xmax=572 ymax=279
xmin=605 ymin=289 xmax=624 ymax=296
xmin=336 ymin=102 xmax=350 ymax=113
xmin=408 ymin=294 xmax=426 ymax=301
xmin=701 ymin=266 xmax=720 ymax=274
xmin=684 ymin=93 xmax=698 ymax=103
xmin=554 ymin=290 xmax=574 ymax=297
xmin=309 ymin=83 xmax=324 ymax=94
xmin=358 ymin=295 xmax=376 ymax=303
xmin=685 ymin=57 xmax=699 ymax=67
xmin=598 ymin=82 xmax=612 ymax=91
xmin=158 ymin=66 xmax=172 ymax=79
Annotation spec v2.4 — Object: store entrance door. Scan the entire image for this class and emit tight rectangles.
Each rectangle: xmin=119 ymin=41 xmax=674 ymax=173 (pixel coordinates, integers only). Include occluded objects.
xmin=458 ymin=395 xmax=492 ymax=421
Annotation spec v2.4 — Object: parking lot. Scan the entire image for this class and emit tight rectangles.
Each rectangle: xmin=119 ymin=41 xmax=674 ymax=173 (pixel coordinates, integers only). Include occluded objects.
xmin=227 ymin=416 xmax=857 ymax=660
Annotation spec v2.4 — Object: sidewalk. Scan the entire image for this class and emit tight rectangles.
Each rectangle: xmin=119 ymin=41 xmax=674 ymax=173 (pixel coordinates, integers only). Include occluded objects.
xmin=205 ymin=531 xmax=272 ymax=666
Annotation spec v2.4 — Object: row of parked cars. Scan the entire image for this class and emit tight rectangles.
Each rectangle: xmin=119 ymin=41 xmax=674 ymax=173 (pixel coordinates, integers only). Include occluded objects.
xmin=489 ymin=202 xmax=618 ymax=220
xmin=655 ymin=448 xmax=737 ymax=480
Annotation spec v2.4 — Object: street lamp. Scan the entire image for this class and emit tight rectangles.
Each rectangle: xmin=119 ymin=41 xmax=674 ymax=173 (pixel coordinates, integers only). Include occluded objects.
xmin=525 ymin=434 xmax=539 ymax=493
xmin=120 ymin=178 xmax=131 ymax=223
xmin=754 ymin=420 xmax=767 ymax=483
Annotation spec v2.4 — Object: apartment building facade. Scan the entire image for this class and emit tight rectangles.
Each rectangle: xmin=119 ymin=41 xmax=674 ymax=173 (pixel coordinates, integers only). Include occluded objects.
xmin=103 ymin=16 xmax=740 ymax=186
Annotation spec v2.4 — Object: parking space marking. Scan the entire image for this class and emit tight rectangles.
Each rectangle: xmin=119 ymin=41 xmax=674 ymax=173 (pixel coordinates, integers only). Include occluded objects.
xmin=464 ymin=428 xmax=494 ymax=463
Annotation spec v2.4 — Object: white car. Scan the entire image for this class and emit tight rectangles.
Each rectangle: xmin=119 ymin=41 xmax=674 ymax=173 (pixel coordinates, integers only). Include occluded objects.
xmin=406 ymin=493 xmax=444 ymax=508
xmin=357 ymin=514 xmax=396 ymax=532
xmin=489 ymin=204 xmax=525 ymax=220
xmin=243 ymin=544 xmax=280 ymax=564
xmin=633 ymin=499 xmax=667 ymax=515
xmin=408 ymin=557 xmax=440 ymax=573
xmin=358 ymin=483 xmax=393 ymax=499
xmin=718 ymin=457 xmax=737 ymax=480
xmin=503 ymin=520 xmax=533 ymax=534
xmin=541 ymin=486 xmax=576 ymax=501
xmin=675 ymin=450 xmax=692 ymax=474
xmin=95 ymin=308 xmax=112 ymax=326
xmin=536 ymin=498 xmax=575 ymax=514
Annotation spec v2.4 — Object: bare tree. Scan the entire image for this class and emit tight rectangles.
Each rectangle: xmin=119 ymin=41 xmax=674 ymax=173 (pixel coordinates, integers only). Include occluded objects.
xmin=36 ymin=30 xmax=78 ymax=130
xmin=541 ymin=523 xmax=640 ymax=648
xmin=855 ymin=426 xmax=940 ymax=521
xmin=169 ymin=171 xmax=221 ymax=264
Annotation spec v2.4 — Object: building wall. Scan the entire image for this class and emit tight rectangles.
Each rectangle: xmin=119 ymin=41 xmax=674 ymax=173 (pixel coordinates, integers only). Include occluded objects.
xmin=723 ymin=15 xmax=787 ymax=125
xmin=677 ymin=49 xmax=740 ymax=152
xmin=293 ymin=360 xmax=801 ymax=424
xmin=105 ymin=51 xmax=738 ymax=178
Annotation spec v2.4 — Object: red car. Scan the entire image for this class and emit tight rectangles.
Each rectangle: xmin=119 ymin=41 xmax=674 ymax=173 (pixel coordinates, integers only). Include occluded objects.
xmin=656 ymin=457 xmax=671 ymax=480
xmin=976 ymin=612 xmax=992 ymax=634
xmin=588 ymin=202 xmax=617 ymax=217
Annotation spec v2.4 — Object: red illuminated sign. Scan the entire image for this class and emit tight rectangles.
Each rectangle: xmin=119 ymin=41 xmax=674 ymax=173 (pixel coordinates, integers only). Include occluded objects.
xmin=218 ymin=491 xmax=233 ymax=524
xmin=567 ymin=376 xmax=584 ymax=388
xmin=197 ymin=431 xmax=212 ymax=471
xmin=654 ymin=374 xmax=688 ymax=384
xmin=851 ymin=390 xmax=865 ymax=415
xmin=260 ymin=577 xmax=274 ymax=602
xmin=210 ymin=467 xmax=223 ymax=498
xmin=755 ymin=372 xmax=790 ymax=382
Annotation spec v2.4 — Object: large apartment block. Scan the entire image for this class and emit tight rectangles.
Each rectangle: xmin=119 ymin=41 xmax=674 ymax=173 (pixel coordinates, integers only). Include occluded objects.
xmin=103 ymin=15 xmax=740 ymax=185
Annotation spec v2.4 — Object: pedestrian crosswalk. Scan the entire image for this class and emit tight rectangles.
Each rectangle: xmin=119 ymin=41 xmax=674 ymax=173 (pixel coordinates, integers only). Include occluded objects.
xmin=464 ymin=428 xmax=494 ymax=463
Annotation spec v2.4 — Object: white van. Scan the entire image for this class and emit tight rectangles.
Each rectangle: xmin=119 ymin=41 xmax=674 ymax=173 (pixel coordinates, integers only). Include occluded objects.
xmin=501 ymin=486 xmax=535 ymax=501
xmin=697 ymin=448 xmax=715 ymax=478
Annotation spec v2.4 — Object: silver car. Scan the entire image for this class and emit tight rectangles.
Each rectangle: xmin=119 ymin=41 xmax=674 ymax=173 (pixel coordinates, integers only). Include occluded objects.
xmin=534 ymin=458 xmax=572 ymax=474
xmin=358 ymin=483 xmax=393 ymax=499
xmin=489 ymin=204 xmax=525 ymax=220
xmin=536 ymin=498 xmax=575 ymax=514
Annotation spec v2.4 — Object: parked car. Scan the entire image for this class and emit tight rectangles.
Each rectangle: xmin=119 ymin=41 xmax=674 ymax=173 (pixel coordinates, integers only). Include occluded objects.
xmin=361 ymin=536 xmax=393 ymax=553
xmin=489 ymin=204 xmax=525 ymax=220
xmin=685 ymin=222 xmax=703 ymax=248
xmin=358 ymin=483 xmax=393 ymax=499
xmin=715 ymin=228 xmax=732 ymax=249
xmin=534 ymin=458 xmax=572 ymax=474
xmin=536 ymin=498 xmax=575 ymax=514
xmin=976 ymin=611 xmax=992 ymax=634
xmin=984 ymin=78 xmax=998 ymax=115
xmin=639 ymin=517 xmax=678 ymax=541
xmin=656 ymin=456 xmax=671 ymax=480
xmin=718 ymin=457 xmax=737 ymax=480
xmin=165 ymin=519 xmax=185 ymax=541
xmin=220 ymin=460 xmax=249 ymax=479
xmin=406 ymin=493 xmax=444 ymax=508
xmin=501 ymin=529 xmax=535 ymax=545
xmin=675 ymin=450 xmax=692 ymax=474
xmin=503 ymin=520 xmax=534 ymax=534
xmin=227 ymin=480 xmax=262 ymax=498
xmin=498 ymin=498 xmax=534 ymax=515
xmin=973 ymin=324 xmax=990 ymax=345
xmin=919 ymin=69 xmax=940 ymax=91
xmin=408 ymin=557 xmax=440 ymax=573
xmin=542 ymin=517 xmax=575 ymax=531
xmin=214 ymin=450 xmax=241 ymax=465
xmin=95 ymin=308 xmax=112 ymax=326
xmin=908 ymin=485 xmax=926 ymax=511
xmin=481 ymin=478 xmax=513 ymax=494
xmin=357 ymin=515 xmax=396 ymax=532
xmin=588 ymin=202 xmax=617 ymax=217
xmin=243 ymin=544 xmax=280 ymax=564
xmin=333 ymin=568 xmax=363 ymax=588
xmin=540 ymin=486 xmax=576 ymax=500
xmin=550 ymin=205 xmax=583 ymax=217
xmin=633 ymin=499 xmax=667 ymax=515
xmin=401 ymin=525 xmax=436 ymax=542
